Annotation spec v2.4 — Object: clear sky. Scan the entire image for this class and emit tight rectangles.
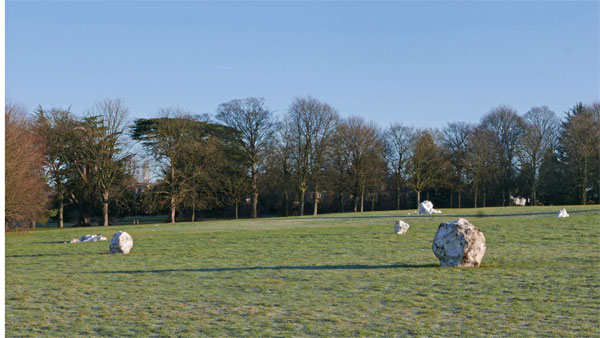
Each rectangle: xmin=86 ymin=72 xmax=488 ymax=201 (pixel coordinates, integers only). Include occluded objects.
xmin=6 ymin=1 xmax=599 ymax=129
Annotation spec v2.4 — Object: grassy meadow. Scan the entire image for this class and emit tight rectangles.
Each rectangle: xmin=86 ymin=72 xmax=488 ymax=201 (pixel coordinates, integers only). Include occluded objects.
xmin=5 ymin=206 xmax=600 ymax=337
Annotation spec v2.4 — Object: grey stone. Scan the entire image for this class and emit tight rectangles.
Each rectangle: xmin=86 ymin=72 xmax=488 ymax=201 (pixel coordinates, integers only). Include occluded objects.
xmin=394 ymin=220 xmax=410 ymax=234
xmin=432 ymin=218 xmax=486 ymax=267
xmin=109 ymin=231 xmax=133 ymax=254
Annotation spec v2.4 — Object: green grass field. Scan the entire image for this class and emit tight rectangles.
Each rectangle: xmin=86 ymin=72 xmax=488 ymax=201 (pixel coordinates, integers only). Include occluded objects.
xmin=6 ymin=206 xmax=600 ymax=337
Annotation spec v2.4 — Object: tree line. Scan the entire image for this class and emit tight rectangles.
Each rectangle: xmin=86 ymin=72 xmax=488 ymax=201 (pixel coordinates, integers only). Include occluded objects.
xmin=5 ymin=97 xmax=599 ymax=227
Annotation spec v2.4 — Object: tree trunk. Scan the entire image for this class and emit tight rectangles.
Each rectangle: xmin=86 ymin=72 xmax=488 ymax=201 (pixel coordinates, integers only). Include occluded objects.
xmin=417 ymin=190 xmax=421 ymax=210
xmin=340 ymin=193 xmax=344 ymax=213
xmin=360 ymin=187 xmax=364 ymax=213
xmin=483 ymin=188 xmax=487 ymax=208
xmin=191 ymin=207 xmax=195 ymax=222
xmin=102 ymin=191 xmax=109 ymax=227
xmin=458 ymin=191 xmax=462 ymax=209
xmin=313 ymin=186 xmax=319 ymax=216
xmin=170 ymin=196 xmax=176 ymax=223
xmin=396 ymin=184 xmax=400 ymax=210
xmin=235 ymin=201 xmax=239 ymax=220
xmin=284 ymin=191 xmax=289 ymax=217
xmin=582 ymin=159 xmax=588 ymax=205
xmin=252 ymin=173 xmax=258 ymax=218
xmin=371 ymin=192 xmax=375 ymax=211
xmin=450 ymin=189 xmax=454 ymax=209
xmin=250 ymin=162 xmax=258 ymax=218
xmin=58 ymin=200 xmax=64 ymax=229
xmin=474 ymin=189 xmax=478 ymax=208
xmin=300 ymin=188 xmax=306 ymax=216
xmin=353 ymin=195 xmax=358 ymax=212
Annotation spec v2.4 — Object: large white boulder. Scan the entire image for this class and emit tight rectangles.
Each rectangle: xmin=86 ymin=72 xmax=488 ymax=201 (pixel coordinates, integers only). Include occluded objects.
xmin=432 ymin=218 xmax=486 ymax=267
xmin=419 ymin=200 xmax=442 ymax=214
xmin=394 ymin=220 xmax=410 ymax=234
xmin=557 ymin=208 xmax=569 ymax=218
xmin=109 ymin=231 xmax=133 ymax=254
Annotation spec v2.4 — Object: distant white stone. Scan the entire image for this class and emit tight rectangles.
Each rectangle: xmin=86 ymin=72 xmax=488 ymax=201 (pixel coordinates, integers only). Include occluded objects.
xmin=66 ymin=234 xmax=106 ymax=244
xmin=432 ymin=218 xmax=486 ymax=267
xmin=80 ymin=234 xmax=106 ymax=242
xmin=419 ymin=200 xmax=442 ymax=214
xmin=394 ymin=220 xmax=410 ymax=234
xmin=557 ymin=208 xmax=569 ymax=218
xmin=109 ymin=231 xmax=133 ymax=254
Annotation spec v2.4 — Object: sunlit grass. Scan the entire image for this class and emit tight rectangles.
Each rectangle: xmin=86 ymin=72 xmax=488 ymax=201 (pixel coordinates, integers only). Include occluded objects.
xmin=6 ymin=205 xmax=600 ymax=336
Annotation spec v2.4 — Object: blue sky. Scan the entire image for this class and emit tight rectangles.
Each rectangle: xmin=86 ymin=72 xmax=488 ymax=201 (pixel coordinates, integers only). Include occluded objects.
xmin=6 ymin=1 xmax=599 ymax=129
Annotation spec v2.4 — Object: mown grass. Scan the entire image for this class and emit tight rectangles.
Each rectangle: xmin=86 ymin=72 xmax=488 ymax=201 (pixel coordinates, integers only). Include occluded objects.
xmin=6 ymin=206 xmax=600 ymax=337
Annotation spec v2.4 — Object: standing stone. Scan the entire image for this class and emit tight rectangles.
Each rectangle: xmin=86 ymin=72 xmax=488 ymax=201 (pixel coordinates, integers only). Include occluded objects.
xmin=419 ymin=200 xmax=442 ymax=214
xmin=432 ymin=218 xmax=486 ymax=267
xmin=557 ymin=208 xmax=569 ymax=218
xmin=394 ymin=220 xmax=410 ymax=234
xmin=109 ymin=231 xmax=133 ymax=254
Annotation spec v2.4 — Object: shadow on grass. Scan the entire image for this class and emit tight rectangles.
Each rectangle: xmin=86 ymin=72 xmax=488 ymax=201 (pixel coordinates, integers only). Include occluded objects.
xmin=93 ymin=263 xmax=439 ymax=274
xmin=7 ymin=253 xmax=68 ymax=258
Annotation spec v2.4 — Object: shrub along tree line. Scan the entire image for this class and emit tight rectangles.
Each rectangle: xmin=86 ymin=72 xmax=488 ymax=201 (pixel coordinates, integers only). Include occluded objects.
xmin=5 ymin=97 xmax=599 ymax=227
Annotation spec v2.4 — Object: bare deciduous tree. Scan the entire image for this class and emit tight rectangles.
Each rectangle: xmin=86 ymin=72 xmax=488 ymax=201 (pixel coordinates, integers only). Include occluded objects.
xmin=466 ymin=127 xmax=501 ymax=207
xmin=36 ymin=107 xmax=78 ymax=228
xmin=216 ymin=97 xmax=275 ymax=218
xmin=337 ymin=117 xmax=385 ymax=212
xmin=443 ymin=122 xmax=473 ymax=208
xmin=287 ymin=96 xmax=339 ymax=216
xmin=83 ymin=99 xmax=132 ymax=226
xmin=5 ymin=101 xmax=49 ymax=227
xmin=519 ymin=106 xmax=559 ymax=205
xmin=386 ymin=124 xmax=414 ymax=210
xmin=406 ymin=129 xmax=446 ymax=209
xmin=480 ymin=105 xmax=525 ymax=206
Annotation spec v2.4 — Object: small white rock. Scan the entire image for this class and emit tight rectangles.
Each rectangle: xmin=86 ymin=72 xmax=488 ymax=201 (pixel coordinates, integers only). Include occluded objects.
xmin=557 ymin=208 xmax=569 ymax=218
xmin=394 ymin=220 xmax=410 ymax=234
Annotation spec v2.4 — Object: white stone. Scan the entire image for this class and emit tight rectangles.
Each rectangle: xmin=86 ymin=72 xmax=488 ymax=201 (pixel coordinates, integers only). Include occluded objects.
xmin=109 ymin=231 xmax=133 ymax=254
xmin=394 ymin=220 xmax=410 ymax=234
xmin=419 ymin=200 xmax=442 ymax=214
xmin=432 ymin=218 xmax=486 ymax=267
xmin=557 ymin=208 xmax=569 ymax=218
xmin=80 ymin=234 xmax=106 ymax=242
xmin=67 ymin=234 xmax=106 ymax=243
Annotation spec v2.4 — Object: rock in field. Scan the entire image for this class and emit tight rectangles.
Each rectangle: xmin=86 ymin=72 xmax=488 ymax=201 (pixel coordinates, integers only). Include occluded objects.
xmin=557 ymin=208 xmax=569 ymax=218
xmin=394 ymin=220 xmax=410 ymax=234
xmin=109 ymin=231 xmax=133 ymax=254
xmin=419 ymin=200 xmax=442 ymax=214
xmin=80 ymin=234 xmax=107 ymax=242
xmin=66 ymin=234 xmax=107 ymax=244
xmin=432 ymin=218 xmax=486 ymax=267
